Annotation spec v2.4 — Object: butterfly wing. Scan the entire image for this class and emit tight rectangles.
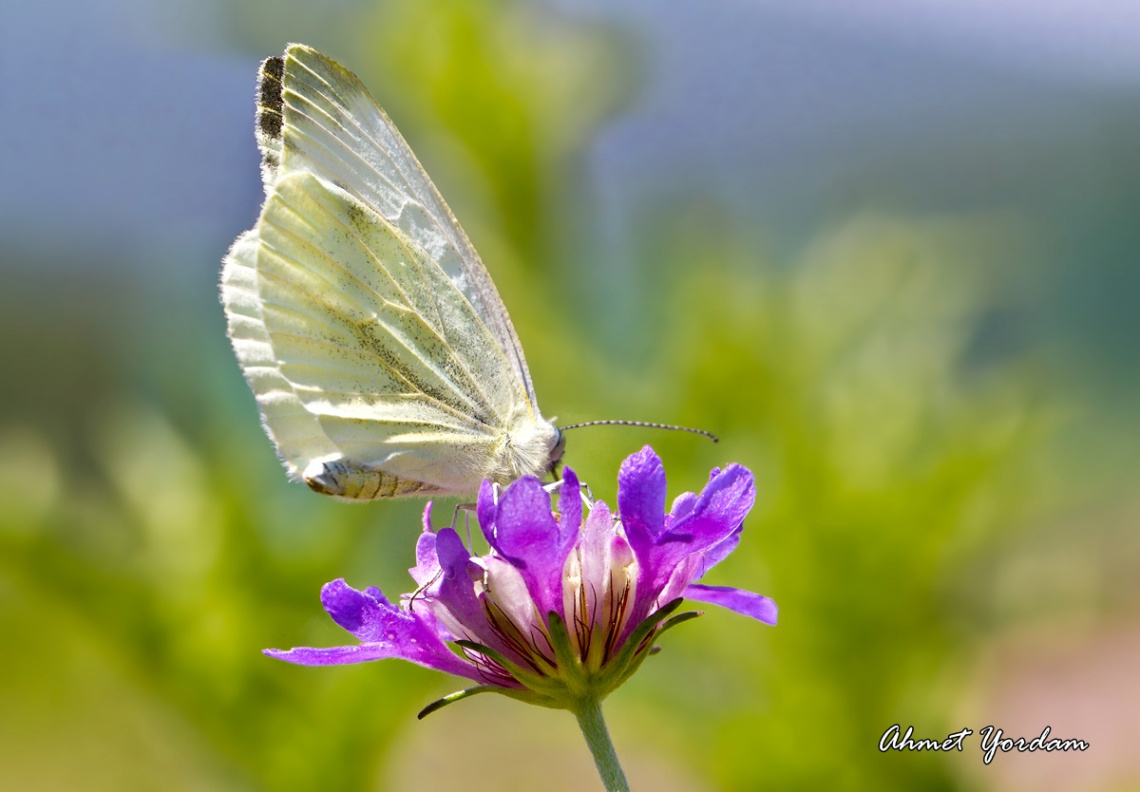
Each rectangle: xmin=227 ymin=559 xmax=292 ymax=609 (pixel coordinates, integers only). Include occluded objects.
xmin=222 ymin=45 xmax=558 ymax=499
xmin=260 ymin=44 xmax=538 ymax=402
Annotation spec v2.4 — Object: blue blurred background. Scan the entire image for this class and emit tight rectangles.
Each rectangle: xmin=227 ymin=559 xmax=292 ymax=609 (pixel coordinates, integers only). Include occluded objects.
xmin=1 ymin=1 xmax=1138 ymax=789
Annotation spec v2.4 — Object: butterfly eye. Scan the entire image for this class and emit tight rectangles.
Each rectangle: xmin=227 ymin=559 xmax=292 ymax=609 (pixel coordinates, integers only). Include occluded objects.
xmin=550 ymin=430 xmax=567 ymax=465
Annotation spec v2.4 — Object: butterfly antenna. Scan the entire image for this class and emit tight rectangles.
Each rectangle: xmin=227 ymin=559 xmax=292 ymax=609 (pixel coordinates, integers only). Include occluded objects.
xmin=559 ymin=420 xmax=719 ymax=443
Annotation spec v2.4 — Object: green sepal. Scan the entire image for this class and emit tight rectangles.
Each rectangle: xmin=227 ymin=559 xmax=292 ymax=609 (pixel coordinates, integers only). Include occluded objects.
xmin=656 ymin=609 xmax=703 ymax=636
xmin=547 ymin=611 xmax=583 ymax=677
xmin=417 ymin=686 xmax=498 ymax=719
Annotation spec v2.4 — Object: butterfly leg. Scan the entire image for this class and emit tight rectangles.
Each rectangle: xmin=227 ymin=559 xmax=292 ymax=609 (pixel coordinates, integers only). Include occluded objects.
xmin=543 ymin=478 xmax=595 ymax=507
xmin=449 ymin=502 xmax=479 ymax=547
xmin=407 ymin=566 xmax=443 ymax=610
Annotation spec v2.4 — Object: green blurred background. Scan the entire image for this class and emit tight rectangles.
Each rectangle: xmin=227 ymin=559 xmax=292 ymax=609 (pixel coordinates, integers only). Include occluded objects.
xmin=2 ymin=1 xmax=1138 ymax=790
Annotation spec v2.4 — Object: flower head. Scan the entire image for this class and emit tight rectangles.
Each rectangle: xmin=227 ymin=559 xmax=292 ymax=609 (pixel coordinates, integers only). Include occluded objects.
xmin=266 ymin=447 xmax=777 ymax=712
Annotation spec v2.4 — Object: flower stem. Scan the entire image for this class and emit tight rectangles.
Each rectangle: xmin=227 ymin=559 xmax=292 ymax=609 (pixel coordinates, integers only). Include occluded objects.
xmin=574 ymin=699 xmax=630 ymax=792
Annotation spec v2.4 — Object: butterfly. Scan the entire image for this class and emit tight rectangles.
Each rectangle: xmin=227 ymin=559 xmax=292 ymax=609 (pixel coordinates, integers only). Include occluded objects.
xmin=221 ymin=44 xmax=563 ymax=500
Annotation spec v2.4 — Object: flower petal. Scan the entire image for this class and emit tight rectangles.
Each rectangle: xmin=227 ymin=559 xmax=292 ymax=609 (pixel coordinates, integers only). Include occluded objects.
xmin=267 ymin=579 xmax=485 ymax=680
xmin=682 ymin=583 xmax=777 ymax=625
xmin=477 ymin=479 xmax=497 ymax=546
xmin=579 ymin=501 xmax=614 ymax=589
xmin=625 ymin=464 xmax=757 ymax=630
xmin=433 ymin=529 xmax=484 ymax=624
xmin=668 ymin=491 xmax=697 ymax=526
xmin=558 ymin=467 xmax=582 ymax=542
xmin=633 ymin=464 xmax=756 ymax=606
xmin=654 ymin=554 xmax=701 ymax=607
xmin=693 ymin=522 xmax=743 ymax=579
xmin=427 ymin=529 xmax=527 ymax=662
xmin=264 ymin=645 xmax=399 ymax=665
xmin=321 ymin=578 xmax=392 ymax=641
xmin=490 ymin=477 xmax=570 ymax=618
xmin=662 ymin=464 xmax=754 ymax=552
xmin=263 ymin=639 xmax=479 ymax=683
xmin=481 ymin=555 xmax=545 ymax=651
xmin=493 ymin=477 xmax=558 ymax=565
xmin=429 ymin=531 xmax=486 ymax=627
xmin=646 ymin=465 xmax=755 ymax=591
xmin=618 ymin=446 xmax=667 ymax=558
xmin=572 ymin=502 xmax=638 ymax=641
xmin=410 ymin=522 xmax=441 ymax=588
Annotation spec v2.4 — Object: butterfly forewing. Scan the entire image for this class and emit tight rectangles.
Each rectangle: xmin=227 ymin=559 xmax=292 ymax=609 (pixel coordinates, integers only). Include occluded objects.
xmin=257 ymin=172 xmax=520 ymax=428
xmin=274 ymin=45 xmax=537 ymax=400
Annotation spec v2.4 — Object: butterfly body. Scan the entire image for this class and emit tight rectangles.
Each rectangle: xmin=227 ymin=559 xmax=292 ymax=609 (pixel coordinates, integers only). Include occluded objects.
xmin=222 ymin=44 xmax=560 ymax=500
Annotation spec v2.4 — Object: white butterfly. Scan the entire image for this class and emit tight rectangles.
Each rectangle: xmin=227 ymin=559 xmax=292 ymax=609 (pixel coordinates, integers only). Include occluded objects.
xmin=221 ymin=44 xmax=563 ymax=500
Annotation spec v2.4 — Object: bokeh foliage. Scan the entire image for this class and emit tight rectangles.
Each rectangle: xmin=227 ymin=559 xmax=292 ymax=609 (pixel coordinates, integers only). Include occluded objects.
xmin=1 ymin=1 xmax=1135 ymax=790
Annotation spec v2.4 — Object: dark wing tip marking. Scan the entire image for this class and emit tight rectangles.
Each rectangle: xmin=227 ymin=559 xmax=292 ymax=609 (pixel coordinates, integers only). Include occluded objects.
xmin=260 ymin=55 xmax=285 ymax=91
xmin=257 ymin=56 xmax=285 ymax=141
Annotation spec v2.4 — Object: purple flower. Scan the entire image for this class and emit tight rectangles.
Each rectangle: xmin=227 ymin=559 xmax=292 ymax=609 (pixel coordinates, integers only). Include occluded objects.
xmin=266 ymin=447 xmax=777 ymax=711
